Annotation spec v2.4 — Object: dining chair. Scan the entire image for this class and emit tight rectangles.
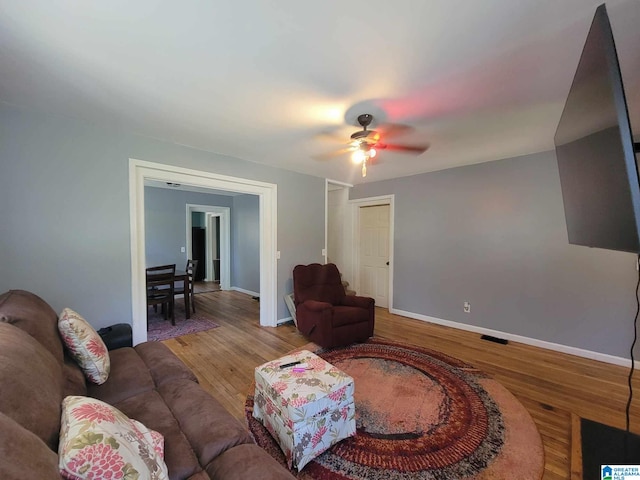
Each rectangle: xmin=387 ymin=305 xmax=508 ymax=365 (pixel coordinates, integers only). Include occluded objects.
xmin=174 ymin=259 xmax=198 ymax=314
xmin=146 ymin=264 xmax=176 ymax=326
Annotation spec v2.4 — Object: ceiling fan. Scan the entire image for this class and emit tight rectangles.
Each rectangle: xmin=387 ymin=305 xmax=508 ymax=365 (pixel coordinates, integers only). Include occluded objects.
xmin=316 ymin=113 xmax=429 ymax=177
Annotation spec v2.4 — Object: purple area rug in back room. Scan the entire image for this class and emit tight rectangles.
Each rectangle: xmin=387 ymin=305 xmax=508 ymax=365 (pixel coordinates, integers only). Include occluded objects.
xmin=146 ymin=301 xmax=219 ymax=341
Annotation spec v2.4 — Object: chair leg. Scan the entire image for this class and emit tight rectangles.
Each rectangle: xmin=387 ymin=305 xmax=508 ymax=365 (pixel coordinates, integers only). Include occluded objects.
xmin=191 ymin=292 xmax=196 ymax=313
xmin=170 ymin=299 xmax=175 ymax=326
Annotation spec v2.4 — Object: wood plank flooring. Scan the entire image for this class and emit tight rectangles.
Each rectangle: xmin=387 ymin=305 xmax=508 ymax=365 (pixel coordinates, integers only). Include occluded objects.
xmin=163 ymin=290 xmax=640 ymax=480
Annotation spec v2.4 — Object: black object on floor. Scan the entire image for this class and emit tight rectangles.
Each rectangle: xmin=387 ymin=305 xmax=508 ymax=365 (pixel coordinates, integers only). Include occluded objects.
xmin=581 ymin=418 xmax=640 ymax=480
xmin=98 ymin=323 xmax=133 ymax=350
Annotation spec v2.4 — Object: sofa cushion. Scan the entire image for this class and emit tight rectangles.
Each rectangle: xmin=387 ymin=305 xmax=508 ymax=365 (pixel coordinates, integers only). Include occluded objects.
xmin=157 ymin=379 xmax=253 ymax=466
xmin=87 ymin=347 xmax=155 ymax=405
xmin=0 ymin=322 xmax=63 ymax=450
xmin=111 ymin=378 xmax=257 ymax=480
xmin=0 ymin=412 xmax=61 ymax=480
xmin=58 ymin=308 xmax=110 ymax=384
xmin=0 ymin=290 xmax=64 ymax=364
xmin=332 ymin=305 xmax=370 ymax=327
xmin=59 ymin=396 xmax=168 ymax=480
xmin=113 ymin=390 xmax=202 ymax=480
xmin=62 ymin=354 xmax=88 ymax=398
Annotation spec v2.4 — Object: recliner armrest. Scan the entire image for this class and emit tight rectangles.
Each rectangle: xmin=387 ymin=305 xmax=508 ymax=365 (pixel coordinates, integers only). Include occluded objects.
xmin=299 ymin=300 xmax=333 ymax=312
xmin=341 ymin=295 xmax=374 ymax=309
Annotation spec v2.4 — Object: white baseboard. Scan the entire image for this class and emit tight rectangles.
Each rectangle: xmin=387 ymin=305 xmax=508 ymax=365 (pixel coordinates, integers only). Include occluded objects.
xmin=277 ymin=316 xmax=293 ymax=325
xmin=231 ymin=286 xmax=260 ymax=297
xmin=390 ymin=307 xmax=634 ymax=368
xmin=229 ymin=287 xmax=291 ymax=326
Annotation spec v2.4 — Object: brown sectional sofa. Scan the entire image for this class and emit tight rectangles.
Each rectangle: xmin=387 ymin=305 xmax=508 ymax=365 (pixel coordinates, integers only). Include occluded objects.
xmin=0 ymin=290 xmax=295 ymax=480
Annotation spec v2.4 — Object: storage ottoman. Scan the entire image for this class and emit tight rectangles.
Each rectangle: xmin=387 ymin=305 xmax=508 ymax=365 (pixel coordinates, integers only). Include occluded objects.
xmin=253 ymin=350 xmax=356 ymax=470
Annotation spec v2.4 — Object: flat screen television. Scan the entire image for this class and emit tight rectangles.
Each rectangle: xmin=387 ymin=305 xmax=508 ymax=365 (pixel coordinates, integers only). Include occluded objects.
xmin=554 ymin=3 xmax=640 ymax=253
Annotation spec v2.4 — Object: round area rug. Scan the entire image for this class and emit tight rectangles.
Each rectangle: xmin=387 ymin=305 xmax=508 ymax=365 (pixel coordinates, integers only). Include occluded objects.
xmin=245 ymin=338 xmax=544 ymax=479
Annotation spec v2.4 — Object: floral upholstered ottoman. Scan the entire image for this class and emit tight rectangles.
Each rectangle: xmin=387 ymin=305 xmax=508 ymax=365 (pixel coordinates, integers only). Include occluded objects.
xmin=253 ymin=350 xmax=356 ymax=470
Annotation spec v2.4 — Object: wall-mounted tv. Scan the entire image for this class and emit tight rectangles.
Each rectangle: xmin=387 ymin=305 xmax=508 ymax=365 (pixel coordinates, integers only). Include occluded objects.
xmin=554 ymin=3 xmax=640 ymax=254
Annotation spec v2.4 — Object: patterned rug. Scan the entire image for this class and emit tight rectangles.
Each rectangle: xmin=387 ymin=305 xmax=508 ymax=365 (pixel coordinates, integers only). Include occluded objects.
xmin=245 ymin=338 xmax=544 ymax=479
xmin=146 ymin=302 xmax=219 ymax=341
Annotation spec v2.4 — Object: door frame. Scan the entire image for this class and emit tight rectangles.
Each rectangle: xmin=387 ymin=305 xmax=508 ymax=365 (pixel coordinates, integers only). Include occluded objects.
xmin=129 ymin=158 xmax=278 ymax=345
xmin=186 ymin=204 xmax=230 ymax=289
xmin=206 ymin=213 xmax=222 ymax=283
xmin=349 ymin=194 xmax=394 ymax=310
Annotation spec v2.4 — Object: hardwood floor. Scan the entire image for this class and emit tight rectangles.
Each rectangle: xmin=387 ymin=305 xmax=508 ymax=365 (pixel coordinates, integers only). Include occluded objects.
xmin=163 ymin=290 xmax=640 ymax=480
xmin=192 ymin=280 xmax=220 ymax=294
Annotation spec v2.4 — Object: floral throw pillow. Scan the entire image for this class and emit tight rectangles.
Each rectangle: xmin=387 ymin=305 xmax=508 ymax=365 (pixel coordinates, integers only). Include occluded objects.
xmin=58 ymin=308 xmax=110 ymax=384
xmin=58 ymin=396 xmax=168 ymax=480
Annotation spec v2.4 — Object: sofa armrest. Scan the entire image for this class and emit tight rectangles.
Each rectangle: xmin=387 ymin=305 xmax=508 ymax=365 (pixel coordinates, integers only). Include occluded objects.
xmin=135 ymin=341 xmax=198 ymax=386
xmin=341 ymin=295 xmax=375 ymax=310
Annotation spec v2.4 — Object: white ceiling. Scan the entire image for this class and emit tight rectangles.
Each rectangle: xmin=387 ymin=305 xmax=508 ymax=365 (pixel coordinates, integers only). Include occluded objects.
xmin=1 ymin=0 xmax=639 ymax=185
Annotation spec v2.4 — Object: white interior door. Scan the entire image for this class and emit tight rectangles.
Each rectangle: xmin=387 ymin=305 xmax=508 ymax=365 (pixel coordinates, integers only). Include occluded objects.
xmin=359 ymin=204 xmax=390 ymax=308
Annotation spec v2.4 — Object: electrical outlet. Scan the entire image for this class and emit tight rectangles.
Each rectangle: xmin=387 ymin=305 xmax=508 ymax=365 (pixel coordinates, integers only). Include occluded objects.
xmin=180 ymin=246 xmax=185 ymax=253
xmin=463 ymin=301 xmax=471 ymax=313
xmin=322 ymin=248 xmax=327 ymax=257
xmin=276 ymin=251 xmax=281 ymax=260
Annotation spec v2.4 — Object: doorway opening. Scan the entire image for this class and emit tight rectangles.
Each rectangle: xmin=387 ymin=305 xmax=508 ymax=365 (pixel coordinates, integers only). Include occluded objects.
xmin=325 ymin=180 xmax=351 ymax=269
xmin=186 ymin=204 xmax=230 ymax=290
xmin=129 ymin=159 xmax=278 ymax=345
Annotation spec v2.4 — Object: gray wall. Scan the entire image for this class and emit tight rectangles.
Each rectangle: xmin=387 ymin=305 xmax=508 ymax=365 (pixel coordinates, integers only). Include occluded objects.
xmin=351 ymin=150 xmax=638 ymax=359
xmin=0 ymin=103 xmax=325 ymax=327
xmin=231 ymin=194 xmax=260 ymax=293
xmin=144 ymin=187 xmax=232 ymax=268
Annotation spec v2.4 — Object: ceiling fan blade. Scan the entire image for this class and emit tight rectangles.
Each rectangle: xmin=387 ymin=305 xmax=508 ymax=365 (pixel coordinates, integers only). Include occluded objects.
xmin=314 ymin=131 xmax=348 ymax=143
xmin=376 ymin=143 xmax=430 ymax=155
xmin=312 ymin=147 xmax=354 ymax=161
xmin=376 ymin=123 xmax=414 ymax=138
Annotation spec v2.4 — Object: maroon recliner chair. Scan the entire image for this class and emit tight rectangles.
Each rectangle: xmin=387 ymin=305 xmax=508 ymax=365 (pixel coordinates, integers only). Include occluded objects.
xmin=293 ymin=263 xmax=375 ymax=348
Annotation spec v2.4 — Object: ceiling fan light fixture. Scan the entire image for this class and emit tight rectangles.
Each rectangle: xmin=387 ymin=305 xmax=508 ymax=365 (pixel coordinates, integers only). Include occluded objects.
xmin=315 ymin=112 xmax=428 ymax=176
xmin=352 ymin=149 xmax=366 ymax=164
